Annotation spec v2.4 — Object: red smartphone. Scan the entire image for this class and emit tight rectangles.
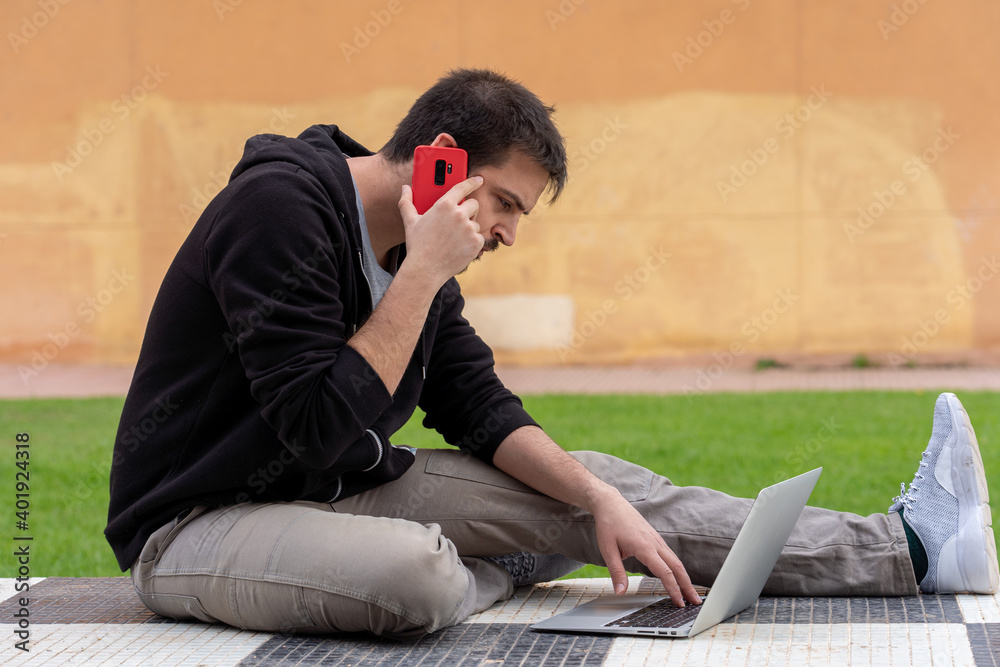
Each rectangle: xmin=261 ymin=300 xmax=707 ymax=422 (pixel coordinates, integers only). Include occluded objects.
xmin=411 ymin=145 xmax=468 ymax=214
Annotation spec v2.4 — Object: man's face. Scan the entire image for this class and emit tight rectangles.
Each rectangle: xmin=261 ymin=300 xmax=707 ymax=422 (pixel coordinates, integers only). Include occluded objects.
xmin=466 ymin=150 xmax=550 ymax=260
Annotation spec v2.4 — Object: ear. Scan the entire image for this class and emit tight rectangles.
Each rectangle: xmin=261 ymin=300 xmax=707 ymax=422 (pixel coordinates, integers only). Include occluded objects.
xmin=428 ymin=133 xmax=458 ymax=148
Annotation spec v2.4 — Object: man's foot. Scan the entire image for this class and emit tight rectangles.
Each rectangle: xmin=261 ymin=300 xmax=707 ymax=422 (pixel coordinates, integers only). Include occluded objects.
xmin=483 ymin=552 xmax=584 ymax=587
xmin=889 ymin=392 xmax=998 ymax=594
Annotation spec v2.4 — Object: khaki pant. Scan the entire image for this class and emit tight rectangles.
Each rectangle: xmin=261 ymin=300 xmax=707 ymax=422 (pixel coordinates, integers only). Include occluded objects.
xmin=131 ymin=449 xmax=917 ymax=637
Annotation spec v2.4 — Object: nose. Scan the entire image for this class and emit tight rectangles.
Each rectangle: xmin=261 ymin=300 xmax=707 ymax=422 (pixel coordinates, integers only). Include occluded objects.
xmin=491 ymin=218 xmax=518 ymax=247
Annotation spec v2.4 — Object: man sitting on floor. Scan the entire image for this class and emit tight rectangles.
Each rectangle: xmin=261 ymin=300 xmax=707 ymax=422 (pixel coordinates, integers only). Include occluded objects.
xmin=105 ymin=68 xmax=998 ymax=638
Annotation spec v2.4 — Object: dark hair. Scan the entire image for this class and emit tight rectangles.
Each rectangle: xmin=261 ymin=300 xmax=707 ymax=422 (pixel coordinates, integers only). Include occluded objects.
xmin=381 ymin=68 xmax=568 ymax=202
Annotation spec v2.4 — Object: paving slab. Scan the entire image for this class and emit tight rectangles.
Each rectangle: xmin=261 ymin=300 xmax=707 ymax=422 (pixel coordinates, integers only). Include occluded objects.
xmin=1 ymin=577 xmax=998 ymax=666
xmin=494 ymin=365 xmax=1000 ymax=395
xmin=3 ymin=363 xmax=1000 ymax=399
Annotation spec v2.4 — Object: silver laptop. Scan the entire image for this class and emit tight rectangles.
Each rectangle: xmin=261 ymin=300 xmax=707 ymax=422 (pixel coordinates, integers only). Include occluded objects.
xmin=531 ymin=467 xmax=821 ymax=638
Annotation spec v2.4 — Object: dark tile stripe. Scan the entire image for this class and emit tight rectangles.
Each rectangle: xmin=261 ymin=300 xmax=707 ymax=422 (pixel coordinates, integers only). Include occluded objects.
xmin=237 ymin=625 xmax=613 ymax=667
xmin=727 ymin=595 xmax=964 ymax=625
xmin=967 ymin=624 xmax=1000 ymax=667
xmin=0 ymin=577 xmax=166 ymax=625
xmin=637 ymin=578 xmax=965 ymax=625
xmin=0 ymin=577 xmax=974 ymax=630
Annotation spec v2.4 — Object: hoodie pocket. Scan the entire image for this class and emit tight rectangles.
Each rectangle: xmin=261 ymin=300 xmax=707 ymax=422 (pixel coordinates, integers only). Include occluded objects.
xmin=423 ymin=448 xmax=537 ymax=494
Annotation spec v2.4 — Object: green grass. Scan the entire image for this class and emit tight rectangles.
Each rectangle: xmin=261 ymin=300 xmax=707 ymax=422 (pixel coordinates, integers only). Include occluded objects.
xmin=0 ymin=397 xmax=127 ymax=577
xmin=1 ymin=390 xmax=998 ymax=579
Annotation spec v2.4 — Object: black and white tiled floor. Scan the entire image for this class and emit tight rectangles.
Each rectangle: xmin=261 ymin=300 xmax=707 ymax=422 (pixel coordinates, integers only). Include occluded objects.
xmin=1 ymin=577 xmax=999 ymax=665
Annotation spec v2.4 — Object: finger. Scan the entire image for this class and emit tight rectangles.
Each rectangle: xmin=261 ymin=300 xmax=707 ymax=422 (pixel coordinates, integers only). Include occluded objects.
xmin=444 ymin=175 xmax=484 ymax=203
xmin=661 ymin=547 xmax=702 ymax=605
xmin=639 ymin=549 xmax=685 ymax=607
xmin=647 ymin=544 xmax=703 ymax=607
xmin=458 ymin=196 xmax=480 ymax=222
xmin=398 ymin=184 xmax=418 ymax=220
xmin=598 ymin=538 xmax=629 ymax=595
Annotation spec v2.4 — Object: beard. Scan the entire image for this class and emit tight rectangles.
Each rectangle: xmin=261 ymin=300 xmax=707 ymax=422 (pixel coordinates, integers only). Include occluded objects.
xmin=458 ymin=237 xmax=500 ymax=275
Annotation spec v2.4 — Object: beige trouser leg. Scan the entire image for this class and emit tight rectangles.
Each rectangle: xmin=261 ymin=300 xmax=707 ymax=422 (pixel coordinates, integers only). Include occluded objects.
xmin=132 ymin=449 xmax=917 ymax=637
xmin=131 ymin=500 xmax=507 ymax=637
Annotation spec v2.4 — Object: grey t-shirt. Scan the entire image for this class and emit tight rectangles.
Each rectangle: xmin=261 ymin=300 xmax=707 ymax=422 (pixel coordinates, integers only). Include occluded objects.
xmin=351 ymin=177 xmax=395 ymax=308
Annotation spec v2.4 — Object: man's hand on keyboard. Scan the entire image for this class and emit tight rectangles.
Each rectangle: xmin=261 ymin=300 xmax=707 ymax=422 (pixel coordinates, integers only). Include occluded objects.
xmin=594 ymin=493 xmax=703 ymax=608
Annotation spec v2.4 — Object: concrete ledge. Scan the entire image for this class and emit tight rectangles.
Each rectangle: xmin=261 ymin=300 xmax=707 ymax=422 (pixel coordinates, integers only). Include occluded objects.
xmin=1 ymin=577 xmax=999 ymax=665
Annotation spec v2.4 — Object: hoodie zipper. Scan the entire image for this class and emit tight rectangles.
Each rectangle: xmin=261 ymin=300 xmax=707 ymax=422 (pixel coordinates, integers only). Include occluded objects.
xmin=353 ymin=249 xmax=372 ymax=334
xmin=329 ymin=476 xmax=343 ymax=503
xmin=327 ymin=428 xmax=379 ymax=503
xmin=420 ymin=329 xmax=426 ymax=379
xmin=341 ymin=207 xmax=368 ymax=336
xmin=363 ymin=429 xmax=385 ymax=472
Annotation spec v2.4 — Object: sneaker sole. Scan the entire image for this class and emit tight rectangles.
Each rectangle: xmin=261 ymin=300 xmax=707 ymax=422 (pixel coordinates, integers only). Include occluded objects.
xmin=945 ymin=393 xmax=998 ymax=594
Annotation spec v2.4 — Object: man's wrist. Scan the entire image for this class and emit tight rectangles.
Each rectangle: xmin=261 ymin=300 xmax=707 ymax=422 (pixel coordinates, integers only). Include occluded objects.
xmin=577 ymin=476 xmax=623 ymax=516
xmin=395 ymin=259 xmax=448 ymax=297
xmin=570 ymin=466 xmax=622 ymax=514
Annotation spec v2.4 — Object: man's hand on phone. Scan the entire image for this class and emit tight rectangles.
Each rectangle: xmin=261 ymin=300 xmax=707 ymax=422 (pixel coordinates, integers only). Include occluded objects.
xmin=397 ymin=176 xmax=485 ymax=289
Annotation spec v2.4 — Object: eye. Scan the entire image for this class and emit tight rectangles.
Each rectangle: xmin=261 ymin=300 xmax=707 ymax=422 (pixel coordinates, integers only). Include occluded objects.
xmin=499 ymin=198 xmax=512 ymax=211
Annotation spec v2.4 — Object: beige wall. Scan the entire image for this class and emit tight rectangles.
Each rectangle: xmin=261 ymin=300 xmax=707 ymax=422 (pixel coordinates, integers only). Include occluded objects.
xmin=2 ymin=0 xmax=999 ymax=372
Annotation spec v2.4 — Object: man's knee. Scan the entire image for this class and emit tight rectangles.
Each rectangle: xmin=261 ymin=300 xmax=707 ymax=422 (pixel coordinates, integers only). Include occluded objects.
xmin=310 ymin=520 xmax=470 ymax=636
xmin=389 ymin=522 xmax=470 ymax=630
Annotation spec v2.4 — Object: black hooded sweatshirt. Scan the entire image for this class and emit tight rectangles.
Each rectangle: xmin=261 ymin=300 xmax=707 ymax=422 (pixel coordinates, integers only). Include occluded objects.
xmin=105 ymin=125 xmax=538 ymax=571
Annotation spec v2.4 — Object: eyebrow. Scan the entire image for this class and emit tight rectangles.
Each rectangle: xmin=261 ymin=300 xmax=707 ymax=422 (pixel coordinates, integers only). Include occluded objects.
xmin=496 ymin=186 xmax=531 ymax=216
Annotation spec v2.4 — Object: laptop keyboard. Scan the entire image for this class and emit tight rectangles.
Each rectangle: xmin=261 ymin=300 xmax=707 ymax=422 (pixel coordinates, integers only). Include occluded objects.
xmin=604 ymin=598 xmax=703 ymax=629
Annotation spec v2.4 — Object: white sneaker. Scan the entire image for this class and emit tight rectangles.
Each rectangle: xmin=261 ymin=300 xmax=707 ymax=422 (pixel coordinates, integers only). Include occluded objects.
xmin=889 ymin=392 xmax=998 ymax=594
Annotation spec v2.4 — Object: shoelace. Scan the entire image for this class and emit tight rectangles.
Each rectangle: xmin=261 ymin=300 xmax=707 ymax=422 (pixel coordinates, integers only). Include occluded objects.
xmin=506 ymin=553 xmax=535 ymax=580
xmin=892 ymin=453 xmax=930 ymax=509
xmin=487 ymin=552 xmax=536 ymax=581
